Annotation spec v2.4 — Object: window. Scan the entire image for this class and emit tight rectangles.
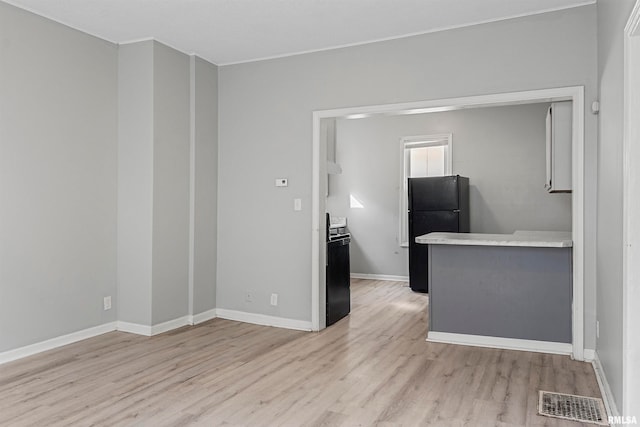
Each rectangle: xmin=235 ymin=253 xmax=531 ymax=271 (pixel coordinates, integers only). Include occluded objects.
xmin=399 ymin=134 xmax=452 ymax=247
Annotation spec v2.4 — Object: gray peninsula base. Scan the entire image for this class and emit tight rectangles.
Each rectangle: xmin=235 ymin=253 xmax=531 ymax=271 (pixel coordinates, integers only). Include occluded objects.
xmin=428 ymin=244 xmax=572 ymax=343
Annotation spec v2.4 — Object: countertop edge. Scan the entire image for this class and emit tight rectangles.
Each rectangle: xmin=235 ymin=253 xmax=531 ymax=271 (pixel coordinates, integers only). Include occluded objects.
xmin=416 ymin=232 xmax=573 ymax=248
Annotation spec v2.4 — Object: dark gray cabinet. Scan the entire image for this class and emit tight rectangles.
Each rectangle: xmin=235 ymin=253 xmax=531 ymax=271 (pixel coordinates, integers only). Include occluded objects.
xmin=326 ymin=236 xmax=350 ymax=326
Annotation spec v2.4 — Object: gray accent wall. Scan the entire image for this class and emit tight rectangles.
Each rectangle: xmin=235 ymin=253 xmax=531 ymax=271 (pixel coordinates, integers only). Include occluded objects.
xmin=596 ymin=0 xmax=636 ymax=412
xmin=327 ymin=104 xmax=571 ymax=277
xmin=218 ymin=5 xmax=598 ymax=346
xmin=0 ymin=2 xmax=118 ymax=351
xmin=192 ymin=57 xmax=219 ymax=315
xmin=429 ymin=245 xmax=573 ymax=343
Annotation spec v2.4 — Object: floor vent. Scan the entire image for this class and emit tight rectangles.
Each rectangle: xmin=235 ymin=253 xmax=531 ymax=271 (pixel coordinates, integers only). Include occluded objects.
xmin=538 ymin=391 xmax=608 ymax=425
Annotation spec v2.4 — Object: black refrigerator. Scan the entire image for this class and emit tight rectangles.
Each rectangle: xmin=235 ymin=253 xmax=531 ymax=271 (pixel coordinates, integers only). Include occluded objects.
xmin=408 ymin=175 xmax=470 ymax=292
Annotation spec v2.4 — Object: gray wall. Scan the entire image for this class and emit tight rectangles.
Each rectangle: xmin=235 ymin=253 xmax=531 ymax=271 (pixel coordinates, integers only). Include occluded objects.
xmin=192 ymin=57 xmax=219 ymax=315
xmin=218 ymin=4 xmax=598 ymax=346
xmin=151 ymin=42 xmax=191 ymax=324
xmin=0 ymin=2 xmax=118 ymax=351
xmin=118 ymin=40 xmax=211 ymax=326
xmin=0 ymin=5 xmax=218 ymax=353
xmin=0 ymin=0 xmax=606 ymax=364
xmin=327 ymin=103 xmax=571 ymax=277
xmin=596 ymin=0 xmax=636 ymax=412
xmin=117 ymin=41 xmax=154 ymax=326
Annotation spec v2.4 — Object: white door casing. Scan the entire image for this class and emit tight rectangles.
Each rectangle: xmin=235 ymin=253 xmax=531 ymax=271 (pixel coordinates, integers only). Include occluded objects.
xmin=311 ymin=86 xmax=586 ymax=360
xmin=623 ymin=0 xmax=640 ymax=417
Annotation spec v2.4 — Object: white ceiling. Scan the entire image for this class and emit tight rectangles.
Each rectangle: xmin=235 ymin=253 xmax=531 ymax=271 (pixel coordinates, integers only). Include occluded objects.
xmin=3 ymin=0 xmax=595 ymax=65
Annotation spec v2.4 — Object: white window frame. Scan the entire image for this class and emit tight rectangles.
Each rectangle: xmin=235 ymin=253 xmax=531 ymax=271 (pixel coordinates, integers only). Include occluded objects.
xmin=398 ymin=133 xmax=452 ymax=247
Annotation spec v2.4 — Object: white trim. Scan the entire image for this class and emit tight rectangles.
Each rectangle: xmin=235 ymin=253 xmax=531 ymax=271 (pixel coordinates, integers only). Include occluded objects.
xmin=592 ymin=352 xmax=619 ymax=420
xmin=399 ymin=138 xmax=407 ymax=248
xmin=623 ymin=0 xmax=640 ymax=417
xmin=216 ymin=309 xmax=313 ymax=332
xmin=119 ymin=38 xmax=199 ymax=61
xmin=191 ymin=308 xmax=218 ymax=325
xmin=584 ymin=348 xmax=596 ymax=361
xmin=0 ymin=308 xmax=294 ymax=365
xmin=313 ymin=88 xmax=575 ymax=120
xmin=626 ymin=0 xmax=640 ymax=35
xmin=0 ymin=1 xmax=118 ymax=45
xmin=116 ymin=321 xmax=153 ymax=336
xmin=2 ymin=0 xmax=595 ymax=67
xmin=2 ymin=2 xmax=197 ymax=62
xmin=426 ymin=331 xmax=573 ymax=355
xmin=312 ymin=115 xmax=322 ymax=332
xmin=571 ymin=88 xmax=585 ymax=361
xmin=118 ymin=37 xmax=155 ymax=46
xmin=312 ymin=86 xmax=586 ymax=361
xmin=117 ymin=316 xmax=192 ymax=336
xmin=351 ymin=273 xmax=409 ymax=282
xmin=218 ymin=1 xmax=595 ymax=65
xmin=150 ymin=316 xmax=192 ymax=335
xmin=0 ymin=322 xmax=117 ymax=365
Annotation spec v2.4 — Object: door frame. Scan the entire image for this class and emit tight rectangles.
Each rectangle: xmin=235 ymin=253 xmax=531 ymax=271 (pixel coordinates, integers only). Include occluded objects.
xmin=622 ymin=0 xmax=640 ymax=415
xmin=311 ymin=86 xmax=586 ymax=360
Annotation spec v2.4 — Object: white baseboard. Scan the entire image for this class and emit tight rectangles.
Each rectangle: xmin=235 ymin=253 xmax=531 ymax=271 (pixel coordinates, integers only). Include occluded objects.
xmin=583 ymin=348 xmax=596 ymax=361
xmin=190 ymin=308 xmax=217 ymax=325
xmin=118 ymin=311 xmax=217 ymax=336
xmin=216 ymin=309 xmax=313 ymax=331
xmin=117 ymin=315 xmax=193 ymax=336
xmin=0 ymin=307 xmax=302 ymax=365
xmin=151 ymin=316 xmax=191 ymax=335
xmin=0 ymin=307 xmax=306 ymax=365
xmin=116 ymin=321 xmax=153 ymax=336
xmin=0 ymin=322 xmax=117 ymax=365
xmin=350 ymin=273 xmax=409 ymax=282
xmin=592 ymin=351 xmax=619 ymax=420
xmin=427 ymin=331 xmax=573 ymax=355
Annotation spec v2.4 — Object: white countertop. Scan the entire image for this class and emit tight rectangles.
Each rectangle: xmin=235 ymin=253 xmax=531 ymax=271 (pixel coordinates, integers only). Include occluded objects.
xmin=415 ymin=230 xmax=573 ymax=248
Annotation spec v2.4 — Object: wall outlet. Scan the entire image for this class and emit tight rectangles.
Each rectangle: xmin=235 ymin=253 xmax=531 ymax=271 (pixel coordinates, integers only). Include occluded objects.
xmin=245 ymin=291 xmax=252 ymax=302
xmin=270 ymin=293 xmax=278 ymax=306
xmin=103 ymin=296 xmax=112 ymax=311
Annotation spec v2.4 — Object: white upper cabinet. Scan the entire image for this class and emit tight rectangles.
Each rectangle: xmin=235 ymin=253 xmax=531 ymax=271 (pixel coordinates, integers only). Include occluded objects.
xmin=545 ymin=101 xmax=572 ymax=193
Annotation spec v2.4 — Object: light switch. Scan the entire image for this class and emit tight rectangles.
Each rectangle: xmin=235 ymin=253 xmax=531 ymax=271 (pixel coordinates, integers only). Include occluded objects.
xmin=275 ymin=178 xmax=288 ymax=187
xmin=294 ymin=198 xmax=302 ymax=211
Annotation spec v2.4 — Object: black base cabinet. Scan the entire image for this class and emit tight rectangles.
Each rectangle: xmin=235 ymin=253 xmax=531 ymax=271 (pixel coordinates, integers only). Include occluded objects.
xmin=326 ymin=237 xmax=350 ymax=326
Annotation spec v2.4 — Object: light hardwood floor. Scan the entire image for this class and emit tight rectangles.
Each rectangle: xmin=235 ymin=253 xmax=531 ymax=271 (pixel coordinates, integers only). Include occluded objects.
xmin=0 ymin=279 xmax=602 ymax=426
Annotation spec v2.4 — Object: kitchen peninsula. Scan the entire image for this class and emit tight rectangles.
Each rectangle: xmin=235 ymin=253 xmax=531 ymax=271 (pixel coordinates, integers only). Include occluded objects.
xmin=417 ymin=231 xmax=573 ymax=352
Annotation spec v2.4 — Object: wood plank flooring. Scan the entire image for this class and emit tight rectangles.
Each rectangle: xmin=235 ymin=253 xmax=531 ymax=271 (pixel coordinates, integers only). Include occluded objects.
xmin=0 ymin=279 xmax=602 ymax=426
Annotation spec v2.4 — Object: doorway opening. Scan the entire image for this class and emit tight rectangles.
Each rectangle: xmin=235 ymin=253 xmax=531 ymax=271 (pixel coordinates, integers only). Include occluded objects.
xmin=312 ymin=86 xmax=586 ymax=361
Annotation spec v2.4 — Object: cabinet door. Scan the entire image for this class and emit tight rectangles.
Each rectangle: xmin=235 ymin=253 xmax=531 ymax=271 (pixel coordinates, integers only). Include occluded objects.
xmin=326 ymin=239 xmax=350 ymax=326
xmin=546 ymin=101 xmax=572 ymax=193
